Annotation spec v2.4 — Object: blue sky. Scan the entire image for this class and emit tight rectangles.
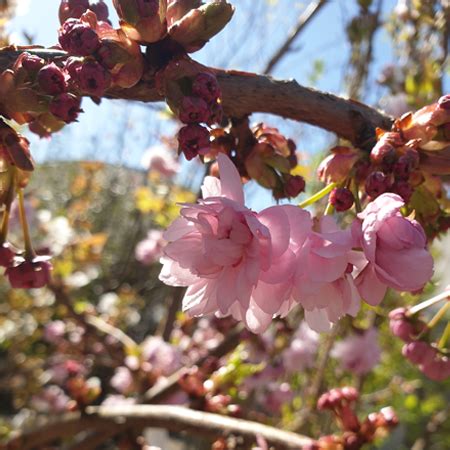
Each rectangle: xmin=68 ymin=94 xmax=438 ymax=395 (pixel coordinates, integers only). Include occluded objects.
xmin=7 ymin=1 xmax=448 ymax=208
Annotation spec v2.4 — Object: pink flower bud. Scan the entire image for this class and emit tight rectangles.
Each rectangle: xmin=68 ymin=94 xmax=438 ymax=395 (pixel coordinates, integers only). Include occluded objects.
xmin=402 ymin=341 xmax=436 ymax=366
xmin=389 ymin=308 xmax=415 ymax=342
xmin=365 ymin=171 xmax=390 ymax=198
xmin=421 ymin=356 xmax=450 ymax=381
xmin=59 ymin=0 xmax=89 ymax=24
xmin=50 ymin=93 xmax=82 ymax=123
xmin=329 ymin=187 xmax=354 ymax=212
xmin=192 ymin=72 xmax=221 ymax=103
xmin=77 ymin=61 xmax=111 ymax=96
xmin=317 ymin=146 xmax=359 ymax=184
xmin=370 ymin=142 xmax=397 ymax=167
xmin=6 ymin=257 xmax=52 ymax=289
xmin=0 ymin=242 xmax=17 ymax=267
xmin=179 ymin=96 xmax=210 ymax=124
xmin=38 ymin=63 xmax=68 ymax=95
xmin=89 ymin=1 xmax=110 ymax=22
xmin=438 ymin=94 xmax=450 ymax=111
xmin=59 ymin=19 xmax=100 ymax=56
xmin=178 ymin=124 xmax=210 ymax=160
xmin=21 ymin=53 xmax=46 ymax=73
xmin=392 ymin=180 xmax=413 ymax=203
xmin=284 ymin=174 xmax=305 ymax=198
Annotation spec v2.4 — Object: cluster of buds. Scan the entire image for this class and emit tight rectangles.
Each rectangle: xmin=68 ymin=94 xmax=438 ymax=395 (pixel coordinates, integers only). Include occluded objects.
xmin=112 ymin=0 xmax=234 ymax=52
xmin=306 ymin=387 xmax=398 ymax=450
xmin=178 ymin=359 xmax=241 ymax=416
xmin=389 ymin=301 xmax=450 ymax=381
xmin=156 ymin=57 xmax=223 ymax=160
xmin=207 ymin=119 xmax=305 ymax=199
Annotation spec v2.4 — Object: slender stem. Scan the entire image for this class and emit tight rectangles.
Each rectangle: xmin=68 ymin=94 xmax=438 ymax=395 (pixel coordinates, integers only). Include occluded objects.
xmin=426 ymin=302 xmax=450 ymax=331
xmin=17 ymin=188 xmax=34 ymax=260
xmin=298 ymin=182 xmax=337 ymax=208
xmin=438 ymin=322 xmax=450 ymax=349
xmin=352 ymin=179 xmax=362 ymax=213
xmin=409 ymin=290 xmax=450 ymax=316
xmin=0 ymin=170 xmax=15 ymax=243
xmin=324 ymin=202 xmax=335 ymax=215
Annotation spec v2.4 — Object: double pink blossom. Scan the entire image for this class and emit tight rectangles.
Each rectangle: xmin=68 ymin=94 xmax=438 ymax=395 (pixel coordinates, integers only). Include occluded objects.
xmin=352 ymin=193 xmax=433 ymax=305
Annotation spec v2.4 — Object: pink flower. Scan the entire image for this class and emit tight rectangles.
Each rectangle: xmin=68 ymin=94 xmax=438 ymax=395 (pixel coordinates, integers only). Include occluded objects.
xmin=317 ymin=146 xmax=359 ymax=184
xmin=43 ymin=320 xmax=66 ymax=343
xmin=135 ymin=230 xmax=165 ymax=265
xmin=141 ymin=336 xmax=182 ymax=377
xmin=352 ymin=193 xmax=434 ymax=305
xmin=141 ymin=145 xmax=180 ymax=177
xmin=282 ymin=322 xmax=319 ymax=372
xmin=159 ymin=154 xmax=308 ymax=333
xmin=111 ymin=366 xmax=133 ymax=394
xmin=331 ymin=328 xmax=381 ymax=375
xmin=31 ymin=385 xmax=70 ymax=413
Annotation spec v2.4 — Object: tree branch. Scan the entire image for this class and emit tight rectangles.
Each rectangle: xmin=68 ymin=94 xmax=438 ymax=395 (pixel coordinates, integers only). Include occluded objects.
xmin=4 ymin=405 xmax=313 ymax=450
xmin=263 ymin=0 xmax=327 ymax=74
xmin=0 ymin=47 xmax=393 ymax=152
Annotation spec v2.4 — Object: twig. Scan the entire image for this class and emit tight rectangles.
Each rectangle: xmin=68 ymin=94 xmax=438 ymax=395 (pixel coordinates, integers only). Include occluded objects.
xmin=263 ymin=0 xmax=327 ymax=74
xmin=4 ymin=405 xmax=313 ymax=450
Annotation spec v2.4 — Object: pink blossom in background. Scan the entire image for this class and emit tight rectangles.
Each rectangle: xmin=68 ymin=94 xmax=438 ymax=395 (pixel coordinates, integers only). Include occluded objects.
xmin=261 ymin=382 xmax=293 ymax=413
xmin=141 ymin=145 xmax=180 ymax=178
xmin=141 ymin=336 xmax=183 ymax=376
xmin=282 ymin=322 xmax=319 ymax=373
xmin=31 ymin=385 xmax=70 ymax=413
xmin=352 ymin=193 xmax=433 ymax=305
xmin=135 ymin=230 xmax=165 ymax=265
xmin=110 ymin=366 xmax=133 ymax=394
xmin=101 ymin=395 xmax=137 ymax=407
xmin=331 ymin=328 xmax=381 ymax=375
xmin=43 ymin=320 xmax=66 ymax=343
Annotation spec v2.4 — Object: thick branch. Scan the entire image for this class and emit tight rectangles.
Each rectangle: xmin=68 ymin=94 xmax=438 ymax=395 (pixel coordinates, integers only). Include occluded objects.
xmin=4 ymin=405 xmax=313 ymax=450
xmin=0 ymin=47 xmax=393 ymax=151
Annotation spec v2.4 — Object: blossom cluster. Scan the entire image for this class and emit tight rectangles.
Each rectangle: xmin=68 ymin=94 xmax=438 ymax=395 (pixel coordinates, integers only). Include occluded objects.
xmin=159 ymin=154 xmax=433 ymax=333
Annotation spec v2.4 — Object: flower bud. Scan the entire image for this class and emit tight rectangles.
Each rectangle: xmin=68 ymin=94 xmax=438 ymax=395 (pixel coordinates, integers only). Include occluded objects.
xmin=59 ymin=0 xmax=89 ymax=23
xmin=402 ymin=341 xmax=435 ymax=366
xmin=392 ymin=180 xmax=413 ymax=203
xmin=59 ymin=19 xmax=100 ymax=56
xmin=178 ymin=124 xmax=210 ymax=160
xmin=6 ymin=257 xmax=52 ymax=289
xmin=438 ymin=94 xmax=450 ymax=111
xmin=284 ymin=174 xmax=305 ymax=198
xmin=168 ymin=0 xmax=234 ymax=52
xmin=317 ymin=146 xmax=359 ymax=184
xmin=388 ymin=308 xmax=415 ymax=342
xmin=192 ymin=72 xmax=221 ymax=103
xmin=421 ymin=356 xmax=450 ymax=381
xmin=77 ymin=60 xmax=111 ymax=96
xmin=370 ymin=142 xmax=397 ymax=169
xmin=179 ymin=96 xmax=210 ymax=124
xmin=167 ymin=0 xmax=201 ymax=26
xmin=37 ymin=63 xmax=68 ymax=95
xmin=21 ymin=53 xmax=46 ymax=73
xmin=89 ymin=1 xmax=110 ymax=22
xmin=365 ymin=171 xmax=390 ymax=198
xmin=329 ymin=187 xmax=354 ymax=212
xmin=50 ymin=93 xmax=82 ymax=123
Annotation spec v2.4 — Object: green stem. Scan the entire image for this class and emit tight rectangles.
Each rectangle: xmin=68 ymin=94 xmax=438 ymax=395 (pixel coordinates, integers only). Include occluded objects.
xmin=298 ymin=182 xmax=337 ymax=209
xmin=18 ymin=188 xmax=34 ymax=260
xmin=324 ymin=202 xmax=335 ymax=215
xmin=438 ymin=322 xmax=450 ymax=350
xmin=0 ymin=172 xmax=16 ymax=243
xmin=426 ymin=302 xmax=450 ymax=331
xmin=352 ymin=179 xmax=362 ymax=213
xmin=409 ymin=290 xmax=450 ymax=316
